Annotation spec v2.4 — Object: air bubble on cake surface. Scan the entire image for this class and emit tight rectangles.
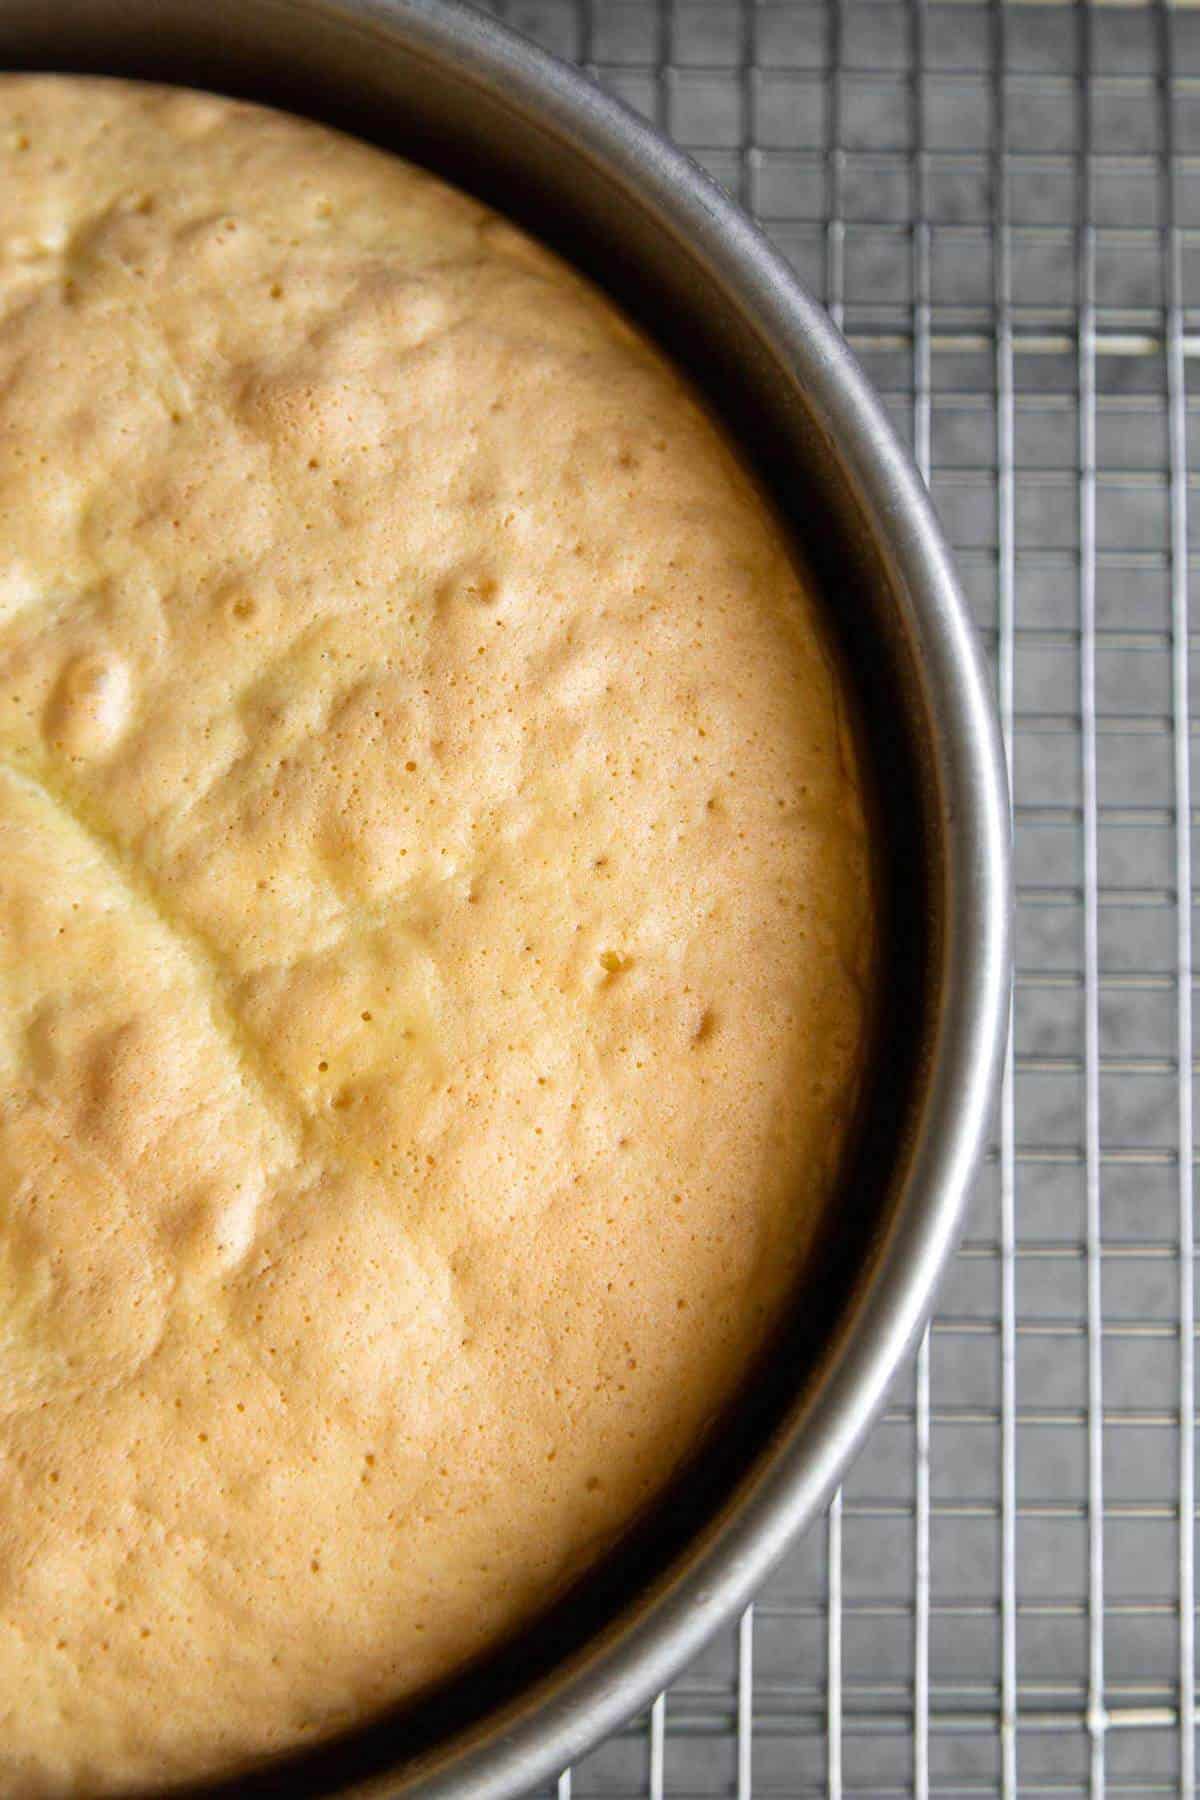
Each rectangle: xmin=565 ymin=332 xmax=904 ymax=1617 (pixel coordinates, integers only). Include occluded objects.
xmin=44 ymin=651 xmax=131 ymax=758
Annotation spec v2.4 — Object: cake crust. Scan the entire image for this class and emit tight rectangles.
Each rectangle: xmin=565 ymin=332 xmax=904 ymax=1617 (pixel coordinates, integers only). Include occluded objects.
xmin=0 ymin=77 xmax=874 ymax=1794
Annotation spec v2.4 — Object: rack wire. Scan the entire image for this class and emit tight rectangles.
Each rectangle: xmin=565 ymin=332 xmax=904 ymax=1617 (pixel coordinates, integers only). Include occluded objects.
xmin=478 ymin=0 xmax=1199 ymax=1792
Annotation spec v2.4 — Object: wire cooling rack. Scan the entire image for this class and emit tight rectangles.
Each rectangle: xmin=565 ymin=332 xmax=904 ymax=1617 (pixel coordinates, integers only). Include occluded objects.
xmin=475 ymin=0 xmax=1198 ymax=1792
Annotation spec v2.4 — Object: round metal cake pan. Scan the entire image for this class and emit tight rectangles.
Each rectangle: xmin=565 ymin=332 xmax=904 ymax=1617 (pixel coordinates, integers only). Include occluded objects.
xmin=0 ymin=2 xmax=1012 ymax=1794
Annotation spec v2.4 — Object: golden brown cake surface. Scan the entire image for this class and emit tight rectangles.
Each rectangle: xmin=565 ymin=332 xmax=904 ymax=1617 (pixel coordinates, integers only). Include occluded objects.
xmin=0 ymin=77 xmax=873 ymax=1794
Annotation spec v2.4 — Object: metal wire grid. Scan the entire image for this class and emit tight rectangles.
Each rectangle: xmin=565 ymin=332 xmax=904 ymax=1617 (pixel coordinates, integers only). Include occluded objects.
xmin=475 ymin=0 xmax=1199 ymax=1792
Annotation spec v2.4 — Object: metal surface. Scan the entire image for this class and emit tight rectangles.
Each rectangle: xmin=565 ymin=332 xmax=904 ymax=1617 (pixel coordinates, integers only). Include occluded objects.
xmin=477 ymin=2 xmax=1193 ymax=1795
xmin=0 ymin=3 xmax=1010 ymax=1795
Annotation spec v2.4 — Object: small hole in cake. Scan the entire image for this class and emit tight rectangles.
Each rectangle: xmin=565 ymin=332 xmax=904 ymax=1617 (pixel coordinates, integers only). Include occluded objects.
xmin=692 ymin=1008 xmax=716 ymax=1045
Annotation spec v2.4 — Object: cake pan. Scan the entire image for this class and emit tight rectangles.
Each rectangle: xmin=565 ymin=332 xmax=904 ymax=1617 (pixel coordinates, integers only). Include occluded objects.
xmin=0 ymin=3 xmax=1011 ymax=1794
